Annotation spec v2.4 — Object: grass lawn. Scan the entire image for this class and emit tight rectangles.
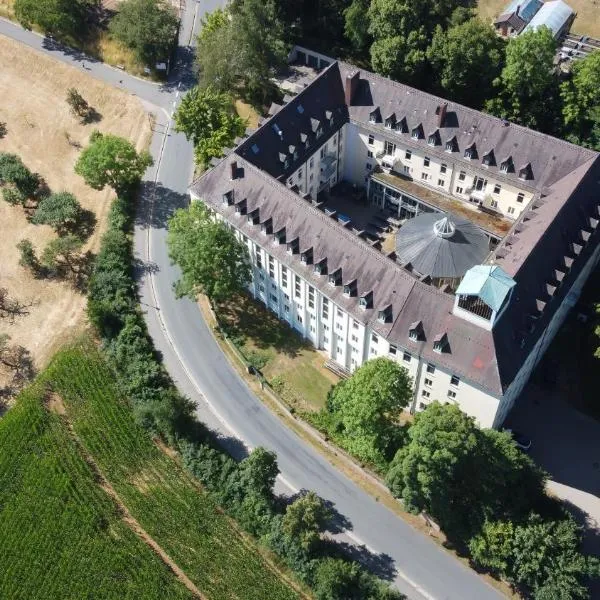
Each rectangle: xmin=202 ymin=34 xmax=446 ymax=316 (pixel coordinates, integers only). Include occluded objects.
xmin=476 ymin=0 xmax=600 ymax=38
xmin=235 ymin=99 xmax=261 ymax=129
xmin=216 ymin=294 xmax=339 ymax=412
xmin=0 ymin=342 xmax=302 ymax=599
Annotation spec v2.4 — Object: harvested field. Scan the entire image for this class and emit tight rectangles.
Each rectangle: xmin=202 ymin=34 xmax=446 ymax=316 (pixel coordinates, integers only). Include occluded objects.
xmin=0 ymin=35 xmax=151 ymax=393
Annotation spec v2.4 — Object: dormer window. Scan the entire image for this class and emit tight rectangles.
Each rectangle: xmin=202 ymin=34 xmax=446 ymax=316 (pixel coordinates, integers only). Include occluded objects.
xmin=519 ymin=163 xmax=533 ymax=181
xmin=433 ymin=333 xmax=448 ymax=353
xmin=234 ymin=198 xmax=247 ymax=215
xmin=289 ymin=145 xmax=297 ymax=160
xmin=222 ymin=190 xmax=234 ymax=206
xmin=378 ymin=304 xmax=392 ymax=323
xmin=300 ymin=133 xmax=309 ymax=149
xmin=445 ymin=136 xmax=458 ymax=153
xmin=396 ymin=117 xmax=408 ymax=134
xmin=328 ymin=268 xmax=342 ymax=286
xmin=274 ymin=227 xmax=286 ymax=245
xmin=359 ymin=290 xmax=373 ymax=310
xmin=464 ymin=144 xmax=477 ymax=160
xmin=482 ymin=150 xmax=495 ymax=167
xmin=500 ymin=156 xmax=514 ymax=173
xmin=369 ymin=108 xmax=381 ymax=123
xmin=314 ymin=257 xmax=327 ymax=275
xmin=408 ymin=320 xmax=423 ymax=341
xmin=427 ymin=130 xmax=440 ymax=146
xmin=343 ymin=279 xmax=357 ymax=297
xmin=247 ymin=208 xmax=259 ymax=225
xmin=325 ymin=110 xmax=333 ymax=126
xmin=316 ymin=127 xmax=323 ymax=139
xmin=300 ymin=247 xmax=313 ymax=264
xmin=385 ymin=113 xmax=396 ymax=129
xmin=260 ymin=218 xmax=273 ymax=235
xmin=310 ymin=118 xmax=320 ymax=133
xmin=411 ymin=124 xmax=423 ymax=140
xmin=287 ymin=237 xmax=299 ymax=254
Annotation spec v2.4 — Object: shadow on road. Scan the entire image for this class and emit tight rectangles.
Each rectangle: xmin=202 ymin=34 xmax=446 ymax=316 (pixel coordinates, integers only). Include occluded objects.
xmin=137 ymin=181 xmax=190 ymax=230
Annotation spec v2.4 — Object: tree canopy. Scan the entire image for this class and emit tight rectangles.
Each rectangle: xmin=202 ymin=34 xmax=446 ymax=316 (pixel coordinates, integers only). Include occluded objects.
xmin=325 ymin=357 xmax=411 ymax=466
xmin=282 ymin=492 xmax=331 ymax=552
xmin=428 ymin=18 xmax=505 ymax=108
xmin=31 ymin=191 xmax=81 ymax=233
xmin=109 ymin=0 xmax=179 ymax=66
xmin=14 ymin=0 xmax=89 ymax=37
xmin=470 ymin=513 xmax=600 ymax=599
xmin=0 ymin=153 xmax=40 ymax=206
xmin=486 ymin=26 xmax=559 ymax=132
xmin=386 ymin=402 xmax=546 ymax=541
xmin=195 ymin=2 xmax=286 ymax=105
xmin=75 ymin=132 xmax=153 ymax=193
xmin=561 ymin=50 xmax=600 ymax=151
xmin=167 ymin=201 xmax=251 ymax=302
xmin=173 ymin=87 xmax=246 ymax=166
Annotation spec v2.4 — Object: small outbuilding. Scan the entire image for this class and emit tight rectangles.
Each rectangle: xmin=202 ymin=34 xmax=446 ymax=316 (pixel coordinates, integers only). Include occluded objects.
xmin=523 ymin=0 xmax=575 ymax=39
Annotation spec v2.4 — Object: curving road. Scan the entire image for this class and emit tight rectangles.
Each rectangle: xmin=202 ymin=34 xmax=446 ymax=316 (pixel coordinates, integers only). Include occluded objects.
xmin=1 ymin=10 xmax=503 ymax=600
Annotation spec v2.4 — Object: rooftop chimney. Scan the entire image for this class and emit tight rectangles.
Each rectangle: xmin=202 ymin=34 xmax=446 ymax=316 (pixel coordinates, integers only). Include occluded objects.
xmin=230 ymin=161 xmax=237 ymax=180
xmin=437 ymin=102 xmax=448 ymax=127
xmin=345 ymin=71 xmax=360 ymax=107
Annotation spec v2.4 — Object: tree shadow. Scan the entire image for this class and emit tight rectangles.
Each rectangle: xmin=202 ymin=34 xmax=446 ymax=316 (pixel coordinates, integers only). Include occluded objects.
xmin=322 ymin=538 xmax=397 ymax=582
xmin=136 ymin=181 xmax=190 ymax=231
xmin=67 ymin=208 xmax=97 ymax=241
xmin=83 ymin=107 xmax=103 ymax=125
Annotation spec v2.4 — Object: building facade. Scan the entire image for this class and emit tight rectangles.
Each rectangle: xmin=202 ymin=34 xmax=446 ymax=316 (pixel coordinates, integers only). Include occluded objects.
xmin=190 ymin=49 xmax=600 ymax=429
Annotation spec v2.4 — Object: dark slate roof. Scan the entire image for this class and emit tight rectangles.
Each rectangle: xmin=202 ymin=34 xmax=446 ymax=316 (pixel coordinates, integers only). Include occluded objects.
xmin=189 ymin=54 xmax=600 ymax=398
xmin=190 ymin=156 xmax=504 ymax=395
xmin=395 ymin=213 xmax=490 ymax=279
xmin=494 ymin=11 xmax=527 ymax=32
xmin=236 ymin=62 xmax=348 ymax=180
xmin=489 ymin=155 xmax=600 ymax=389
xmin=337 ymin=62 xmax=596 ymax=193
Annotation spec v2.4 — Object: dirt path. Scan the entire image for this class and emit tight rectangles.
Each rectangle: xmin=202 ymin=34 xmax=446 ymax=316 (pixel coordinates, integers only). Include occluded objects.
xmin=47 ymin=394 xmax=206 ymax=600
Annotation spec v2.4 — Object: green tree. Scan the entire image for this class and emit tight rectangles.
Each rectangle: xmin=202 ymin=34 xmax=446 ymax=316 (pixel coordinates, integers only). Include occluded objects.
xmin=109 ymin=0 xmax=179 ymax=66
xmin=239 ymin=447 xmax=279 ymax=498
xmin=313 ymin=557 xmax=405 ymax=600
xmin=41 ymin=234 xmax=84 ymax=273
xmin=167 ymin=201 xmax=251 ymax=302
xmin=344 ymin=0 xmax=371 ymax=53
xmin=173 ymin=87 xmax=246 ymax=166
xmin=367 ymin=0 xmax=475 ymax=86
xmin=386 ymin=402 xmax=545 ymax=541
xmin=196 ymin=1 xmax=286 ymax=105
xmin=282 ymin=492 xmax=331 ymax=552
xmin=75 ymin=132 xmax=153 ymax=193
xmin=561 ymin=50 xmax=600 ymax=150
xmin=14 ymin=0 xmax=88 ymax=37
xmin=66 ymin=88 xmax=91 ymax=121
xmin=470 ymin=514 xmax=600 ymax=599
xmin=486 ymin=26 xmax=559 ymax=132
xmin=31 ymin=191 xmax=81 ymax=233
xmin=325 ymin=357 xmax=411 ymax=466
xmin=16 ymin=239 xmax=39 ymax=272
xmin=0 ymin=153 xmax=39 ymax=206
xmin=427 ymin=19 xmax=505 ymax=108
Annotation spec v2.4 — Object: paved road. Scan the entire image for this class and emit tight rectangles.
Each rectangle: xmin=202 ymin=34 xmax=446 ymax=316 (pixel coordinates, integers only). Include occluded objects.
xmin=1 ymin=13 xmax=503 ymax=600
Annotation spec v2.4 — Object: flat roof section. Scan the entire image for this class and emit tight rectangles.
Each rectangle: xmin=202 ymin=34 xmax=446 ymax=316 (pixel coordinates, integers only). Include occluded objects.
xmin=371 ymin=171 xmax=513 ymax=238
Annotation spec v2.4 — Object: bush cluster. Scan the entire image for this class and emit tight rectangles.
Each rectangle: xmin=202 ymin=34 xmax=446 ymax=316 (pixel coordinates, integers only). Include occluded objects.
xmin=88 ymin=186 xmax=402 ymax=599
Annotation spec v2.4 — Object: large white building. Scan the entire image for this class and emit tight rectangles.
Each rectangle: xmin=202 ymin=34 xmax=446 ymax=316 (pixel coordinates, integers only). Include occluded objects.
xmin=190 ymin=48 xmax=600 ymax=428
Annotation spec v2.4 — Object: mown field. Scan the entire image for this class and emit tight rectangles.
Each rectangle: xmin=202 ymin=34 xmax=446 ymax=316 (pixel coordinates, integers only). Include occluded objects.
xmin=0 ymin=344 xmax=300 ymax=600
xmin=0 ymin=385 xmax=193 ymax=600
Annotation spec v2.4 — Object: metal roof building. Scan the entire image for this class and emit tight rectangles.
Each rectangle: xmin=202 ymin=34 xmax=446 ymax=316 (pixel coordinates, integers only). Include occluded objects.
xmin=524 ymin=0 xmax=575 ymax=38
xmin=395 ymin=214 xmax=490 ymax=284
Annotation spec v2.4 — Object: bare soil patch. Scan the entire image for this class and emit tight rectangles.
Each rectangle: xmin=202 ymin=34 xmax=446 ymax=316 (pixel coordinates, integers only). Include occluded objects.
xmin=0 ymin=35 xmax=151 ymax=392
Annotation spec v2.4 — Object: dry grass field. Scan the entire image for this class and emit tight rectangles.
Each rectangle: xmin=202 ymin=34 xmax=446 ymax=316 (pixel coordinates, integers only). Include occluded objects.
xmin=477 ymin=0 xmax=600 ymax=38
xmin=0 ymin=35 xmax=151 ymax=392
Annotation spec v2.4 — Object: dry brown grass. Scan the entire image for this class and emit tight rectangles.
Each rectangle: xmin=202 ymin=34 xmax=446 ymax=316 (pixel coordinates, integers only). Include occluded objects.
xmin=235 ymin=100 xmax=261 ymax=129
xmin=0 ymin=35 xmax=151 ymax=391
xmin=477 ymin=0 xmax=600 ymax=38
